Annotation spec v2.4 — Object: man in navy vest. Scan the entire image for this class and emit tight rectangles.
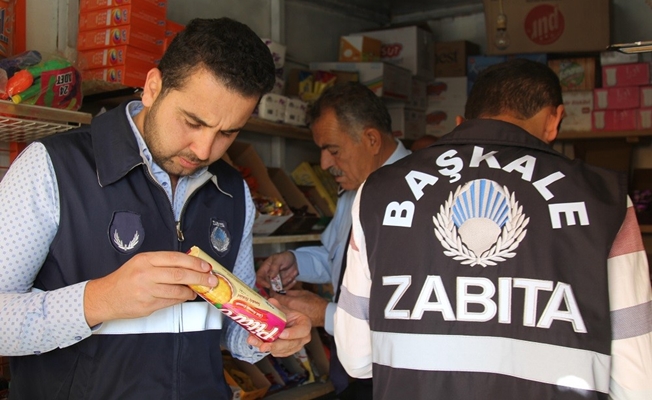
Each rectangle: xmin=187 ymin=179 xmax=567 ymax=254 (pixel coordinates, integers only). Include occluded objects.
xmin=0 ymin=18 xmax=310 ymax=399
xmin=335 ymin=58 xmax=652 ymax=399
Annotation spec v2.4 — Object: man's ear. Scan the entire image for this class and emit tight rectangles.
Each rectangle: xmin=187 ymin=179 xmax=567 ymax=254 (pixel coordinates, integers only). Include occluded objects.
xmin=455 ymin=115 xmax=465 ymax=126
xmin=362 ymin=127 xmax=382 ymax=155
xmin=544 ymin=104 xmax=564 ymax=143
xmin=141 ymin=68 xmax=163 ymax=107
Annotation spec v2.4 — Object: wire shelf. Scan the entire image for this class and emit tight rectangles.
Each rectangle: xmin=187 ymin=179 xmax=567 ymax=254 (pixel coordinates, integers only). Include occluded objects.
xmin=0 ymin=102 xmax=93 ymax=143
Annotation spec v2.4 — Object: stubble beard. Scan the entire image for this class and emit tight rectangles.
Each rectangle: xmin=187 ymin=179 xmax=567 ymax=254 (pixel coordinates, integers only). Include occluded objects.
xmin=143 ymin=98 xmax=204 ymax=178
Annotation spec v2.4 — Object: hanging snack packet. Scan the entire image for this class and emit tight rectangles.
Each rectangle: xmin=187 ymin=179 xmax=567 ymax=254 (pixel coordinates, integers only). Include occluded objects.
xmin=187 ymin=246 xmax=287 ymax=342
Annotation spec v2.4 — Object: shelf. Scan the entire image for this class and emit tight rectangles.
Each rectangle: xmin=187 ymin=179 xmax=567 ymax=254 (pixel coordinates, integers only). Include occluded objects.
xmin=640 ymin=225 xmax=652 ymax=234
xmin=253 ymin=233 xmax=321 ymax=245
xmin=264 ymin=381 xmax=334 ymax=400
xmin=0 ymin=102 xmax=93 ymax=143
xmin=244 ymin=117 xmax=312 ymax=140
xmin=557 ymin=129 xmax=652 ymax=141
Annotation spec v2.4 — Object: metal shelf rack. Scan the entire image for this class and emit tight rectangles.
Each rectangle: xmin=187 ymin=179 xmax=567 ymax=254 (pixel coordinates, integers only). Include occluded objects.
xmin=0 ymin=101 xmax=93 ymax=143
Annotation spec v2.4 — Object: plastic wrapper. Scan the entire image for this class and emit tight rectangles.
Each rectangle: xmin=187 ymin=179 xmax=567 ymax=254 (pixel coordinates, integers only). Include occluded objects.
xmin=187 ymin=246 xmax=287 ymax=342
xmin=0 ymin=52 xmax=83 ymax=110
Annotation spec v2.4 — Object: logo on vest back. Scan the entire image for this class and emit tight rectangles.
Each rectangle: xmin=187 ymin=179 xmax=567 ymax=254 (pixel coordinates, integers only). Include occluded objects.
xmin=210 ymin=219 xmax=231 ymax=256
xmin=109 ymin=211 xmax=144 ymax=253
xmin=434 ymin=179 xmax=529 ymax=267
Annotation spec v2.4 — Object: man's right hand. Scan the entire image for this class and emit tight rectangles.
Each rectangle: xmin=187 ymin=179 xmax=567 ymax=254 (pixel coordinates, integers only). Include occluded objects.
xmin=83 ymin=251 xmax=217 ymax=327
xmin=256 ymin=251 xmax=299 ymax=291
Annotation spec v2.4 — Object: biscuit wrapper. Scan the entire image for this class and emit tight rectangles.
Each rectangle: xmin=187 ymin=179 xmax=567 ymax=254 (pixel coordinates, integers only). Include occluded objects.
xmin=187 ymin=246 xmax=287 ymax=342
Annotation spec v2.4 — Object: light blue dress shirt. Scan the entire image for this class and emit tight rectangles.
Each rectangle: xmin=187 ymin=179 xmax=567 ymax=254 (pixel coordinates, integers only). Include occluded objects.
xmin=292 ymin=140 xmax=411 ymax=335
xmin=0 ymin=101 xmax=265 ymax=363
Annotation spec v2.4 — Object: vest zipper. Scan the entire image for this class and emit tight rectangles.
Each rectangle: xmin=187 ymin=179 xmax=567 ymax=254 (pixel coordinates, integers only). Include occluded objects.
xmin=176 ymin=221 xmax=185 ymax=242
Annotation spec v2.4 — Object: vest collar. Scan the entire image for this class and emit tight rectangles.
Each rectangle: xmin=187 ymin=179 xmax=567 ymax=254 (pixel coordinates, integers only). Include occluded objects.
xmin=91 ymin=101 xmax=235 ymax=198
xmin=436 ymin=119 xmax=561 ymax=158
xmin=92 ymin=101 xmax=146 ymax=187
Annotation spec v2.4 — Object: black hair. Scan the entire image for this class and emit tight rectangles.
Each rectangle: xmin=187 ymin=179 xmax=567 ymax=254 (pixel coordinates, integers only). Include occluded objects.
xmin=307 ymin=81 xmax=393 ymax=140
xmin=157 ymin=18 xmax=275 ymax=98
xmin=465 ymin=58 xmax=563 ymax=120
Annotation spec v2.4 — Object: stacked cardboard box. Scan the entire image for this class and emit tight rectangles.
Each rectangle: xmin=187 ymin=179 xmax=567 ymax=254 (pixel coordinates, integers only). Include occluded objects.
xmin=78 ymin=0 xmax=167 ymax=90
xmin=591 ymin=52 xmax=651 ymax=131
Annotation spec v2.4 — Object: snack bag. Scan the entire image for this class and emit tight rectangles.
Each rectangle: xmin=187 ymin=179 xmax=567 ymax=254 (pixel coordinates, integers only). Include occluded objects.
xmin=187 ymin=246 xmax=287 ymax=342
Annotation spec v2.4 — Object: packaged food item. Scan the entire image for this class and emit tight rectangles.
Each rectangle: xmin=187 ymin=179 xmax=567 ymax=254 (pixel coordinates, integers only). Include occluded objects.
xmin=187 ymin=246 xmax=286 ymax=342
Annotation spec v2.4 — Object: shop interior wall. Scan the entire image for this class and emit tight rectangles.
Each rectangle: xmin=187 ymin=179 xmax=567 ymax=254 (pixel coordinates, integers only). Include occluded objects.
xmin=22 ymin=0 xmax=652 ymax=171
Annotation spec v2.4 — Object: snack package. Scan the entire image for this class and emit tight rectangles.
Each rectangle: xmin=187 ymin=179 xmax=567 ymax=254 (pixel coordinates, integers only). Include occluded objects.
xmin=187 ymin=246 xmax=287 ymax=342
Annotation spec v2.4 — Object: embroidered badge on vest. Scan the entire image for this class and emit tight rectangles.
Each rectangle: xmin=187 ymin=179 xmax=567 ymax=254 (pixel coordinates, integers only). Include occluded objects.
xmin=434 ymin=179 xmax=529 ymax=267
xmin=109 ymin=211 xmax=144 ymax=253
xmin=210 ymin=219 xmax=231 ymax=256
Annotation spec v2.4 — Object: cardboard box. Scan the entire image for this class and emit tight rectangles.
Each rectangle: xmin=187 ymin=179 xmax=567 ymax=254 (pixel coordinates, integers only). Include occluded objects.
xmin=339 ymin=35 xmax=381 ymax=62
xmin=353 ymin=26 xmax=434 ymax=79
xmin=409 ymin=77 xmax=428 ymax=111
xmin=641 ymin=86 xmax=652 ymax=108
xmin=78 ymin=5 xmax=166 ymax=32
xmin=223 ymin=358 xmax=271 ymax=400
xmin=291 ymin=162 xmax=337 ymax=217
xmin=561 ymin=91 xmax=593 ymax=132
xmin=434 ymin=40 xmax=480 ymax=77
xmin=600 ymin=51 xmax=640 ymax=67
xmin=78 ymin=45 xmax=160 ymax=70
xmin=79 ymin=0 xmax=167 ymax=17
xmin=387 ymin=104 xmax=426 ymax=139
xmin=309 ymin=62 xmax=412 ymax=101
xmin=425 ymin=104 xmax=465 ymax=137
xmin=227 ymin=141 xmax=293 ymax=236
xmin=269 ymin=167 xmax=322 ymax=235
xmin=427 ymin=77 xmax=467 ymax=106
xmin=548 ymin=58 xmax=597 ymax=92
xmin=594 ymin=87 xmax=640 ymax=110
xmin=483 ymin=0 xmax=610 ymax=55
xmin=638 ymin=108 xmax=652 ymax=130
xmin=163 ymin=19 xmax=184 ymax=51
xmin=77 ymin=25 xmax=165 ymax=55
xmin=82 ymin=64 xmax=150 ymax=88
xmin=592 ymin=109 xmax=638 ymax=131
xmin=602 ymin=63 xmax=651 ymax=88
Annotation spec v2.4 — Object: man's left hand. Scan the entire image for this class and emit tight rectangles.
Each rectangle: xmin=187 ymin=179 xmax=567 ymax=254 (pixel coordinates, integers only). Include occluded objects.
xmin=247 ymin=297 xmax=312 ymax=357
xmin=270 ymin=289 xmax=327 ymax=328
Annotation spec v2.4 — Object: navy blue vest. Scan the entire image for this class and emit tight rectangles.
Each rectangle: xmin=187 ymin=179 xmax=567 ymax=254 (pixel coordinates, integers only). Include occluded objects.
xmin=10 ymin=102 xmax=246 ymax=400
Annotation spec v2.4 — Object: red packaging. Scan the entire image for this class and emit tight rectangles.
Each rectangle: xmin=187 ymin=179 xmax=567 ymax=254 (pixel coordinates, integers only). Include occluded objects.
xmin=593 ymin=87 xmax=640 ymax=110
xmin=77 ymin=25 xmax=165 ymax=55
xmin=82 ymin=64 xmax=150 ymax=88
xmin=163 ymin=19 xmax=185 ymax=51
xmin=78 ymin=45 xmax=160 ymax=70
xmin=79 ymin=5 xmax=165 ymax=32
xmin=602 ymin=63 xmax=651 ymax=88
xmin=638 ymin=108 xmax=652 ymax=130
xmin=187 ymin=246 xmax=287 ymax=342
xmin=592 ymin=109 xmax=638 ymax=131
xmin=79 ymin=0 xmax=167 ymax=18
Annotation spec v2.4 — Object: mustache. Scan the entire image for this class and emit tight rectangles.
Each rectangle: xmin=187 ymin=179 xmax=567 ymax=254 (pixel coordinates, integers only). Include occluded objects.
xmin=328 ymin=166 xmax=344 ymax=177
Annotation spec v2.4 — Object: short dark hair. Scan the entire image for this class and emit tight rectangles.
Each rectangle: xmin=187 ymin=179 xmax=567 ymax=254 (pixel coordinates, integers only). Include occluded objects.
xmin=157 ymin=18 xmax=275 ymax=98
xmin=307 ymin=82 xmax=393 ymax=140
xmin=465 ymin=58 xmax=563 ymax=120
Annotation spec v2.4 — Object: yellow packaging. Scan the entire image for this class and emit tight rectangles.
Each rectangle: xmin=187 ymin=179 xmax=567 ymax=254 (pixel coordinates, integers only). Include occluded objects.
xmin=187 ymin=246 xmax=286 ymax=342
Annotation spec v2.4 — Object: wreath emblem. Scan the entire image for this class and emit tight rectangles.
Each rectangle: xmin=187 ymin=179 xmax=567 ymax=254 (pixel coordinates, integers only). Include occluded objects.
xmin=433 ymin=179 xmax=529 ymax=267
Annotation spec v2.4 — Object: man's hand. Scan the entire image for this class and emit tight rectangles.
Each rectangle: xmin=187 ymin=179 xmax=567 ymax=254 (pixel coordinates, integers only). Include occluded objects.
xmin=84 ymin=251 xmax=217 ymax=327
xmin=256 ymin=251 xmax=299 ymax=291
xmin=248 ymin=298 xmax=312 ymax=357
xmin=270 ymin=289 xmax=328 ymax=328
